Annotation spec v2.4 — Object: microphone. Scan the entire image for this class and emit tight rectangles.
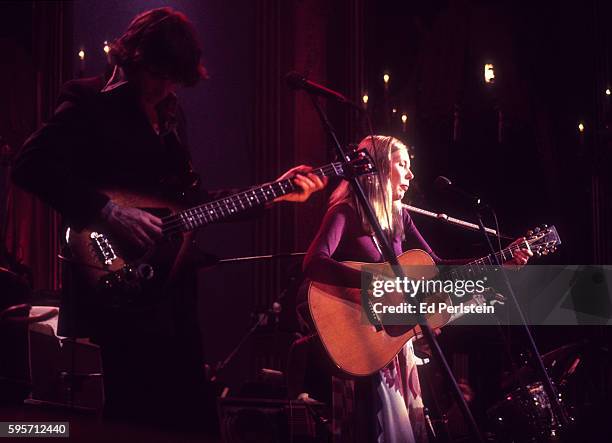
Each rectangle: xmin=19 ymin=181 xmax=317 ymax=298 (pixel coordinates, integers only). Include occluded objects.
xmin=434 ymin=176 xmax=484 ymax=208
xmin=285 ymin=71 xmax=363 ymax=111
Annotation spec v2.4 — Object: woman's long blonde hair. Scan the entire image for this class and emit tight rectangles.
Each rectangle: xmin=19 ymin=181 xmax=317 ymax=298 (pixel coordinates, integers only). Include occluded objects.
xmin=329 ymin=135 xmax=408 ymax=240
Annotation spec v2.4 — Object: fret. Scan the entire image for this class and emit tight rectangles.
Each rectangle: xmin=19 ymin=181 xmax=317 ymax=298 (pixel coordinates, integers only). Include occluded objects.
xmin=193 ymin=209 xmax=202 ymax=227
xmin=217 ymin=202 xmax=227 ymax=217
xmin=257 ymin=188 xmax=269 ymax=202
xmin=220 ymin=200 xmax=229 ymax=216
xmin=188 ymin=210 xmax=197 ymax=230
xmin=273 ymin=181 xmax=285 ymax=196
xmin=180 ymin=212 xmax=192 ymax=230
xmin=492 ymin=253 xmax=501 ymax=265
xmin=186 ymin=210 xmax=194 ymax=229
xmin=239 ymin=192 xmax=253 ymax=208
xmin=221 ymin=200 xmax=230 ymax=215
xmin=225 ymin=199 xmax=235 ymax=214
xmin=262 ymin=185 xmax=274 ymax=200
xmin=208 ymin=206 xmax=218 ymax=221
xmin=179 ymin=212 xmax=187 ymax=231
xmin=196 ymin=206 xmax=208 ymax=225
xmin=281 ymin=179 xmax=295 ymax=193
xmin=251 ymin=189 xmax=260 ymax=204
xmin=268 ymin=184 xmax=277 ymax=198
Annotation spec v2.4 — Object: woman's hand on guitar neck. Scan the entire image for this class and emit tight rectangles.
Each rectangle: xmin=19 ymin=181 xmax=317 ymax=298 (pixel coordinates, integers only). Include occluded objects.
xmin=100 ymin=201 xmax=163 ymax=248
xmin=503 ymin=237 xmax=533 ymax=269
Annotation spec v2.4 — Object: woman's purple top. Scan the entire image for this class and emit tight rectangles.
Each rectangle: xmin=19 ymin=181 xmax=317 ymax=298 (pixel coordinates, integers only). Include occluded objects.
xmin=303 ymin=203 xmax=469 ymax=288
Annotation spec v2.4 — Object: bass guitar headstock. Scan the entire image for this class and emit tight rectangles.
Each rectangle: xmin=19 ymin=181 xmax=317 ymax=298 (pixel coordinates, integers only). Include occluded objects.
xmin=336 ymin=146 xmax=377 ymax=179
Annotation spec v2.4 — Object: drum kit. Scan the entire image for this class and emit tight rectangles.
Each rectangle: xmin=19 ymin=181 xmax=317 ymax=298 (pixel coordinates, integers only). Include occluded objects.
xmin=486 ymin=340 xmax=611 ymax=442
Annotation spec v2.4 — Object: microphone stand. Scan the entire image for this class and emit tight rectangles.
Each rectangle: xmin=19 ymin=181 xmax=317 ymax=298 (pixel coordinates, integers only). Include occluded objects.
xmin=306 ymin=94 xmax=485 ymax=443
xmin=403 ymin=203 xmax=513 ymax=240
xmin=472 ymin=204 xmax=570 ymax=429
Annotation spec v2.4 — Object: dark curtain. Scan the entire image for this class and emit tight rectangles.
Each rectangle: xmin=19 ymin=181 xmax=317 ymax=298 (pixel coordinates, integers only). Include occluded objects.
xmin=3 ymin=1 xmax=73 ymax=291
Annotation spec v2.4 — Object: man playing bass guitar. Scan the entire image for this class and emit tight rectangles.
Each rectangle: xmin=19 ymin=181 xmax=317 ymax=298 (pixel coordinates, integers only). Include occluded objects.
xmin=11 ymin=7 xmax=326 ymax=429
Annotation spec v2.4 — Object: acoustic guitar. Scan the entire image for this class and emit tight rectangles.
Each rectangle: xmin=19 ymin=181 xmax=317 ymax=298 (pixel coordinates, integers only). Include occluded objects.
xmin=308 ymin=225 xmax=561 ymax=376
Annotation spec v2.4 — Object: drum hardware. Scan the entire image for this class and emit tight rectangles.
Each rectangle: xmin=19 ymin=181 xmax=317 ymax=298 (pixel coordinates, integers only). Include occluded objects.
xmin=487 ymin=381 xmax=568 ymax=443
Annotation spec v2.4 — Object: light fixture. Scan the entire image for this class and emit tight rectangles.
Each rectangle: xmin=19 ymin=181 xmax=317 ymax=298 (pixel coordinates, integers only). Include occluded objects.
xmin=484 ymin=63 xmax=495 ymax=84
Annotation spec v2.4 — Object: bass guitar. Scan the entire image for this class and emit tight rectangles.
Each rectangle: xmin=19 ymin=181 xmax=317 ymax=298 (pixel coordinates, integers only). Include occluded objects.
xmin=66 ymin=152 xmax=374 ymax=309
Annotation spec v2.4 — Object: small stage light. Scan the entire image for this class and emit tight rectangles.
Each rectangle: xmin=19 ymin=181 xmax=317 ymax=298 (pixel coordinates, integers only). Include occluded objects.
xmin=484 ymin=63 xmax=495 ymax=84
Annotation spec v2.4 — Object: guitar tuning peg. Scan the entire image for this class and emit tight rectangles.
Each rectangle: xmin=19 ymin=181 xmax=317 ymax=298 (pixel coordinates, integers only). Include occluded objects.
xmin=542 ymin=249 xmax=549 ymax=255
xmin=534 ymin=227 xmax=541 ymax=233
xmin=527 ymin=230 xmax=534 ymax=236
xmin=542 ymin=224 xmax=548 ymax=229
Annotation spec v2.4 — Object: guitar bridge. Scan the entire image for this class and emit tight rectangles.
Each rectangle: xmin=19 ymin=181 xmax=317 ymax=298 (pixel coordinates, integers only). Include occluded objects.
xmin=90 ymin=232 xmax=117 ymax=266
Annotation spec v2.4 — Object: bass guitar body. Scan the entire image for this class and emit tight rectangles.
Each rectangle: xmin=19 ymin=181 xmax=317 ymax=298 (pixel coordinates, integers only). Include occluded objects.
xmin=66 ymin=189 xmax=192 ymax=309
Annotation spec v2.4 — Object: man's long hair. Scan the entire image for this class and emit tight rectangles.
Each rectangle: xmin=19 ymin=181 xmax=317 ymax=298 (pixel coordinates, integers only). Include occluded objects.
xmin=329 ymin=135 xmax=407 ymax=241
xmin=109 ymin=7 xmax=207 ymax=86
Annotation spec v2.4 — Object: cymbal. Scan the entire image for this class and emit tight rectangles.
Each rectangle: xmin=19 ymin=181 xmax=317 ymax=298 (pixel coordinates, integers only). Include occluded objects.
xmin=501 ymin=340 xmax=609 ymax=389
